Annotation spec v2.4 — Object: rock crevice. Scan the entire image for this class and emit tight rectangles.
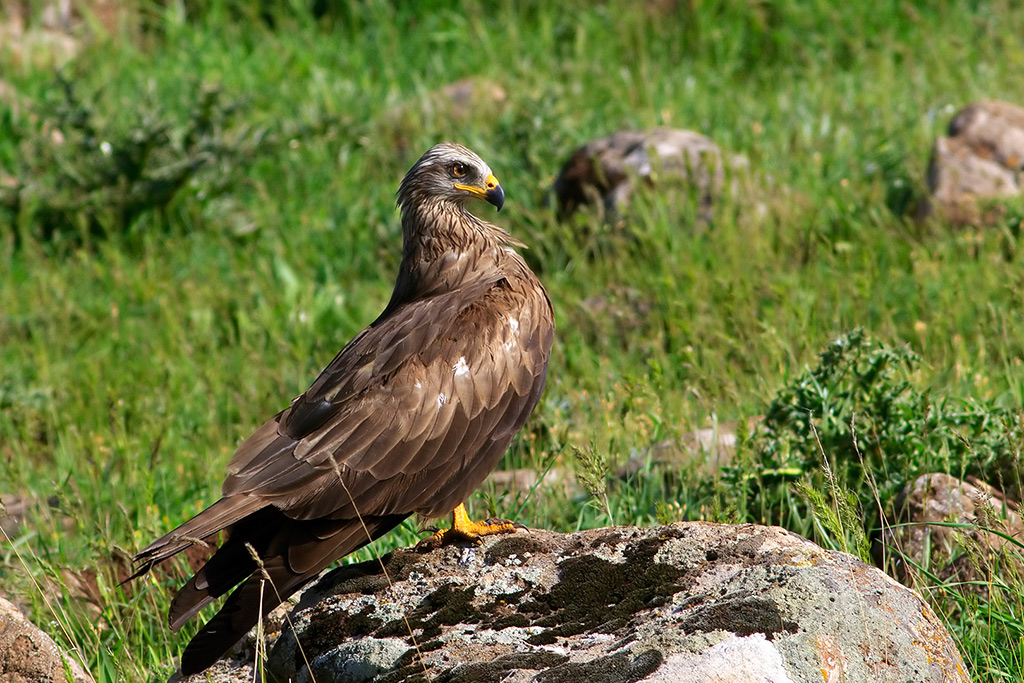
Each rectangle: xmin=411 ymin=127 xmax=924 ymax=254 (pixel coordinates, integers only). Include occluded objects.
xmin=258 ymin=523 xmax=967 ymax=683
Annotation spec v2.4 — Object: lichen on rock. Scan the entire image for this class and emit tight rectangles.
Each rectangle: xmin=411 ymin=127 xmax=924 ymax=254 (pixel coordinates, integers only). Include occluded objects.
xmin=265 ymin=523 xmax=967 ymax=682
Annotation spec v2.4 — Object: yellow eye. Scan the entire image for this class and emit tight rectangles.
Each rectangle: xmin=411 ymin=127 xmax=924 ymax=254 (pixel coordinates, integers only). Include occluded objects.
xmin=451 ymin=163 xmax=467 ymax=178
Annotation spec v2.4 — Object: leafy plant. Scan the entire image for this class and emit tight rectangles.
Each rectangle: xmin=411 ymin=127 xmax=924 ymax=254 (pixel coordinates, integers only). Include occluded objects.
xmin=1 ymin=74 xmax=296 ymax=245
xmin=733 ymin=329 xmax=1024 ymax=544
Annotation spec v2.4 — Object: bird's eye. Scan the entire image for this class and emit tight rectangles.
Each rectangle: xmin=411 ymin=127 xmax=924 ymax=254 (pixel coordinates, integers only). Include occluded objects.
xmin=451 ymin=163 xmax=467 ymax=178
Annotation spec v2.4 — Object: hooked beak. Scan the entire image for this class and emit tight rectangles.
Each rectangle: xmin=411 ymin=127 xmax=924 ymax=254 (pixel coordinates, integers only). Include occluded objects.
xmin=484 ymin=177 xmax=505 ymax=212
xmin=455 ymin=173 xmax=505 ymax=212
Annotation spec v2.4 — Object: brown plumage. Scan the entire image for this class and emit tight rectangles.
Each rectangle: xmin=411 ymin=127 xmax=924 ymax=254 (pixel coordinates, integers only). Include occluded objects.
xmin=129 ymin=142 xmax=554 ymax=674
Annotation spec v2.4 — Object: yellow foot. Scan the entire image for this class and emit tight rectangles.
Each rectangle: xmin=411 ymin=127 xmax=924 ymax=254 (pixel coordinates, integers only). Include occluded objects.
xmin=416 ymin=503 xmax=527 ymax=550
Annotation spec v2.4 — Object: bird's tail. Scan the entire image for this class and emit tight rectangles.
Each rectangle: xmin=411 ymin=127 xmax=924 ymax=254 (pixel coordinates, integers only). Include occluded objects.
xmin=178 ymin=513 xmax=408 ymax=675
xmin=179 ymin=552 xmax=307 ymax=675
xmin=125 ymin=496 xmax=265 ymax=583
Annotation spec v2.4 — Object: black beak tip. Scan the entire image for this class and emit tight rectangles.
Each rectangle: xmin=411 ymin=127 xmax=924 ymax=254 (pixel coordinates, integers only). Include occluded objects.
xmin=486 ymin=184 xmax=505 ymax=212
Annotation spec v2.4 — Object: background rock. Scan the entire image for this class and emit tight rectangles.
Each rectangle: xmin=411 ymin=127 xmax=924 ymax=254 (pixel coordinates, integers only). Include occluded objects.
xmin=268 ymin=523 xmax=967 ymax=682
xmin=922 ymin=99 xmax=1024 ymax=225
xmin=0 ymin=596 xmax=92 ymax=683
xmin=377 ymin=76 xmax=510 ymax=156
xmin=551 ymin=129 xmax=747 ymax=223
xmin=881 ymin=472 xmax=1024 ymax=591
xmin=616 ymin=417 xmax=761 ymax=480
xmin=0 ymin=1 xmax=127 ymax=67
xmin=0 ymin=494 xmax=31 ymax=541
xmin=484 ymin=467 xmax=582 ymax=500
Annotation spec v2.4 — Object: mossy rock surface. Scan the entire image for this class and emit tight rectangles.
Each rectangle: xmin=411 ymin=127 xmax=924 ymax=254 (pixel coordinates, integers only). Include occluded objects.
xmin=251 ymin=523 xmax=967 ymax=683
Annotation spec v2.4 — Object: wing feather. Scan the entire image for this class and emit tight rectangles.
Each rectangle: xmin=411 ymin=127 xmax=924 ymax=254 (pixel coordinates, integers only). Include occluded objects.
xmin=405 ymin=382 xmax=443 ymax=442
xmin=452 ymin=359 xmax=476 ymax=417
xmin=214 ymin=271 xmax=551 ymax=528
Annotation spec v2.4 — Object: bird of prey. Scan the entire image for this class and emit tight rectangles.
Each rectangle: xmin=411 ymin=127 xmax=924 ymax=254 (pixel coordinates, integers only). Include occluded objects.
xmin=128 ymin=142 xmax=554 ymax=675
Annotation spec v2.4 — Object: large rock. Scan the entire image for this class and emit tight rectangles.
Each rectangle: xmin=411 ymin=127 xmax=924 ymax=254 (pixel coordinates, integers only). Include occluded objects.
xmin=882 ymin=472 xmax=1024 ymax=591
xmin=551 ymin=129 xmax=746 ymax=223
xmin=0 ymin=596 xmax=93 ymax=683
xmin=0 ymin=1 xmax=127 ymax=67
xmin=922 ymin=99 xmax=1024 ymax=224
xmin=170 ymin=659 xmax=254 ymax=683
xmin=268 ymin=523 xmax=967 ymax=682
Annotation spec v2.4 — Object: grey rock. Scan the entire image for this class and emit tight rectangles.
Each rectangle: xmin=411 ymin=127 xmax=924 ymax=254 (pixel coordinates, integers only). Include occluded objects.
xmin=0 ymin=596 xmax=92 ymax=683
xmin=268 ymin=523 xmax=968 ymax=682
xmin=170 ymin=599 xmax=295 ymax=682
xmin=922 ymin=99 xmax=1024 ymax=224
xmin=169 ymin=658 xmax=255 ymax=683
xmin=551 ymin=129 xmax=747 ymax=222
xmin=882 ymin=472 xmax=1023 ymax=592
xmin=299 ymin=637 xmax=410 ymax=683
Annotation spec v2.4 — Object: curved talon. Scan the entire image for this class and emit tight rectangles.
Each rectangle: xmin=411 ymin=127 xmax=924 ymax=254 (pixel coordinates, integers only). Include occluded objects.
xmin=413 ymin=525 xmax=446 ymax=552
xmin=414 ymin=534 xmax=445 ymax=552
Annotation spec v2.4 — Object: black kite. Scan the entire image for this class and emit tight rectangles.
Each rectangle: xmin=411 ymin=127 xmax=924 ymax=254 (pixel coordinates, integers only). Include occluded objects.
xmin=129 ymin=142 xmax=554 ymax=674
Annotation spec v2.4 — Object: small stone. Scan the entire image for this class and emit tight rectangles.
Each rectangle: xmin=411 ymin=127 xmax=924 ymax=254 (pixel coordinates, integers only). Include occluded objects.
xmin=551 ymin=129 xmax=748 ymax=223
xmin=920 ymin=99 xmax=1024 ymax=225
xmin=881 ymin=472 xmax=1023 ymax=594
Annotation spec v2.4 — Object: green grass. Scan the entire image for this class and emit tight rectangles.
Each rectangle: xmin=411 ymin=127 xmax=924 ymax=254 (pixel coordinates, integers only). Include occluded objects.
xmin=2 ymin=1 xmax=1024 ymax=680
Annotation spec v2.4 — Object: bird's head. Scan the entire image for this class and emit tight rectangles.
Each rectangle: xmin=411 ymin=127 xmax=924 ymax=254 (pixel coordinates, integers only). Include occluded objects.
xmin=398 ymin=142 xmax=505 ymax=213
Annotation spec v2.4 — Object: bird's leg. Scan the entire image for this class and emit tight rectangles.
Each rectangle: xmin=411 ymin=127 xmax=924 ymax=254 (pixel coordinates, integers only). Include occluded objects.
xmin=417 ymin=503 xmax=526 ymax=549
